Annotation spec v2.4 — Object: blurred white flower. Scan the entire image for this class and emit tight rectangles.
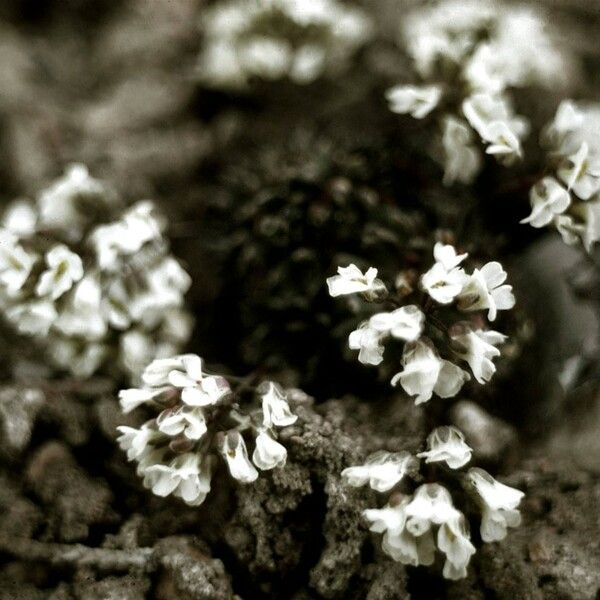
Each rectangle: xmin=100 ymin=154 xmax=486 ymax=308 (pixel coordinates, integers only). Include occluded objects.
xmin=557 ymin=142 xmax=600 ymax=200
xmin=252 ymin=430 xmax=287 ymax=470
xmin=342 ymin=450 xmax=418 ymax=492
xmin=2 ymin=200 xmax=37 ymax=237
xmin=0 ymin=230 xmax=35 ymax=296
xmin=35 ymin=244 xmax=84 ymax=300
xmin=327 ymin=264 xmax=384 ymax=298
xmin=417 ymin=426 xmax=472 ymax=469
xmin=386 ymin=84 xmax=443 ymax=119
xmin=221 ymin=431 xmax=258 ymax=483
xmin=458 ymin=262 xmax=515 ymax=321
xmin=260 ymin=381 xmax=297 ymax=428
xmin=369 ymin=305 xmax=425 ymax=342
xmin=467 ymin=467 xmax=524 ymax=542
xmin=556 ymin=199 xmax=600 ymax=252
xmin=7 ymin=299 xmax=57 ymax=336
xmin=441 ymin=116 xmax=482 ymax=185
xmin=116 ymin=423 xmax=158 ymax=461
xmin=348 ymin=322 xmax=385 ymax=366
xmin=450 ymin=324 xmax=507 ymax=384
xmin=521 ymin=177 xmax=571 ymax=228
xmin=391 ymin=339 xmax=470 ymax=404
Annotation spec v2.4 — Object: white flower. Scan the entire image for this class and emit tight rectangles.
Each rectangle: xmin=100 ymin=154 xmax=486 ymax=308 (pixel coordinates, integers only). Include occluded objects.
xmin=221 ymin=431 xmax=258 ymax=483
xmin=50 ymin=338 xmax=107 ymax=378
xmin=118 ymin=386 xmax=175 ymax=413
xmin=260 ymin=381 xmax=297 ymax=428
xmin=404 ymin=484 xmax=457 ymax=536
xmin=391 ymin=339 xmax=470 ymax=404
xmin=369 ymin=305 xmax=425 ymax=342
xmin=467 ymin=467 xmax=524 ymax=542
xmin=364 ymin=499 xmax=436 ymax=567
xmin=143 ymin=354 xmax=230 ymax=407
xmin=386 ymin=84 xmax=442 ymax=119
xmin=0 ymin=230 xmax=35 ymax=295
xmin=6 ymin=299 xmax=57 ymax=336
xmin=143 ymin=453 xmax=212 ymax=506
xmin=156 ymin=405 xmax=207 ymax=440
xmin=326 ymin=264 xmax=384 ymax=298
xmin=457 ymin=262 xmax=515 ymax=321
xmin=450 ymin=324 xmax=507 ymax=384
xmin=417 ymin=426 xmax=473 ymax=469
xmin=91 ymin=201 xmax=162 ymax=270
xmin=54 ymin=275 xmax=107 ymax=340
xmin=348 ymin=322 xmax=385 ymax=366
xmin=437 ymin=511 xmax=476 ymax=580
xmin=2 ymin=200 xmax=37 ymax=237
xmin=462 ymin=93 xmax=527 ymax=162
xmin=521 ymin=177 xmax=571 ymax=228
xmin=541 ymin=100 xmax=584 ymax=153
xmin=239 ymin=36 xmax=292 ymax=81
xmin=252 ymin=430 xmax=287 ymax=470
xmin=441 ymin=116 xmax=482 ymax=186
xmin=557 ymin=142 xmax=600 ymax=201
xmin=421 ymin=243 xmax=469 ymax=304
xmin=37 ymin=164 xmax=112 ymax=237
xmin=341 ymin=450 xmax=419 ymax=492
xmin=116 ymin=423 xmax=158 ymax=461
xmin=35 ymin=245 xmax=84 ymax=300
xmin=557 ymin=199 xmax=600 ymax=252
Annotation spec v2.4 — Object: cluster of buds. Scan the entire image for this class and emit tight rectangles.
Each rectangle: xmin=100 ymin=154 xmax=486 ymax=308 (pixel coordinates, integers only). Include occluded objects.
xmin=343 ymin=425 xmax=524 ymax=580
xmin=117 ymin=354 xmax=297 ymax=506
xmin=197 ymin=0 xmax=372 ymax=89
xmin=521 ymin=100 xmax=600 ymax=252
xmin=386 ymin=0 xmax=572 ymax=185
xmin=0 ymin=164 xmax=192 ymax=380
xmin=327 ymin=243 xmax=515 ymax=404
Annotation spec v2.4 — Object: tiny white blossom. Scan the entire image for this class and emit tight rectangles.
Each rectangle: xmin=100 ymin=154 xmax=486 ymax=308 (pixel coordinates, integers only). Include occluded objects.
xmin=404 ymin=484 xmax=457 ymax=536
xmin=557 ymin=199 xmax=600 ymax=252
xmin=116 ymin=423 xmax=158 ymax=461
xmin=521 ymin=177 xmax=571 ymax=228
xmin=0 ymin=230 xmax=35 ymax=295
xmin=348 ymin=322 xmax=385 ymax=366
xmin=483 ymin=120 xmax=522 ymax=163
xmin=50 ymin=338 xmax=107 ymax=378
xmin=221 ymin=431 xmax=259 ymax=483
xmin=437 ymin=511 xmax=476 ymax=580
xmin=391 ymin=339 xmax=470 ymax=404
xmin=450 ymin=324 xmax=507 ymax=384
xmin=421 ymin=243 xmax=469 ymax=304
xmin=341 ymin=450 xmax=419 ymax=492
xmin=441 ymin=116 xmax=482 ymax=186
xmin=541 ymin=100 xmax=584 ymax=153
xmin=458 ymin=262 xmax=515 ymax=321
xmin=156 ymin=405 xmax=207 ymax=440
xmin=7 ymin=299 xmax=57 ymax=336
xmin=327 ymin=264 xmax=384 ymax=298
xmin=369 ymin=305 xmax=425 ymax=342
xmin=252 ymin=430 xmax=287 ymax=470
xmin=35 ymin=245 xmax=84 ymax=300
xmin=2 ymin=200 xmax=37 ymax=237
xmin=417 ymin=426 xmax=473 ymax=469
xmin=118 ymin=386 xmax=175 ymax=414
xmin=557 ymin=142 xmax=600 ymax=200
xmin=260 ymin=381 xmax=297 ymax=428
xmin=467 ymin=467 xmax=524 ymax=542
xmin=143 ymin=453 xmax=212 ymax=506
xmin=386 ymin=84 xmax=443 ymax=119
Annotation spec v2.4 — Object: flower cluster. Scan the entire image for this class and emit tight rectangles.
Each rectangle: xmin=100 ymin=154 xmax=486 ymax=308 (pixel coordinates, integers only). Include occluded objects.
xmin=197 ymin=0 xmax=372 ymax=89
xmin=327 ymin=242 xmax=514 ymax=404
xmin=117 ymin=354 xmax=297 ymax=506
xmin=386 ymin=0 xmax=572 ymax=185
xmin=343 ymin=425 xmax=524 ymax=580
xmin=0 ymin=164 xmax=192 ymax=380
xmin=521 ymin=100 xmax=600 ymax=252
